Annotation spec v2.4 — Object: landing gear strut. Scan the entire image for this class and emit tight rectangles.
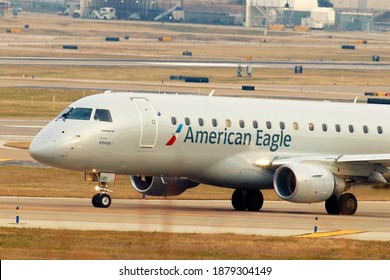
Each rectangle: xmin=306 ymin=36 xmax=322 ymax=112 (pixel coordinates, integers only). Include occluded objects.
xmin=231 ymin=189 xmax=264 ymax=211
xmin=325 ymin=193 xmax=357 ymax=215
xmin=92 ymin=182 xmax=112 ymax=208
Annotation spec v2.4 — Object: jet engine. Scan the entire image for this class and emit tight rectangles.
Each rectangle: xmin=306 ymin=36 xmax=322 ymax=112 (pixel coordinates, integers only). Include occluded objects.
xmin=130 ymin=176 xmax=199 ymax=196
xmin=273 ymin=163 xmax=345 ymax=203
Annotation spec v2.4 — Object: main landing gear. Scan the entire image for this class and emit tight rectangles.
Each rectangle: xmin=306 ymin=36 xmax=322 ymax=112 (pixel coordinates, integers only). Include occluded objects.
xmin=92 ymin=182 xmax=112 ymax=208
xmin=232 ymin=189 xmax=358 ymax=215
xmin=325 ymin=193 xmax=358 ymax=215
xmin=231 ymin=189 xmax=264 ymax=211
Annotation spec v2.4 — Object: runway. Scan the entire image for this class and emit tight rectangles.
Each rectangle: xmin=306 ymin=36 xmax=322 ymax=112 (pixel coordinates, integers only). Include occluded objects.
xmin=2 ymin=57 xmax=390 ymax=70
xmin=0 ymin=197 xmax=389 ymax=241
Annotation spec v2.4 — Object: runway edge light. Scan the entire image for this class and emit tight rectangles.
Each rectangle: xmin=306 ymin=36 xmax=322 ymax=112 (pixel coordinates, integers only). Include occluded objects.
xmin=16 ymin=205 xmax=20 ymax=224
xmin=314 ymin=216 xmax=318 ymax=233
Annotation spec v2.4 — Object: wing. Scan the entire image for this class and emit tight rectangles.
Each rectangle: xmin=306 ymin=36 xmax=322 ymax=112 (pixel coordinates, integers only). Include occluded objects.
xmin=253 ymin=153 xmax=390 ymax=184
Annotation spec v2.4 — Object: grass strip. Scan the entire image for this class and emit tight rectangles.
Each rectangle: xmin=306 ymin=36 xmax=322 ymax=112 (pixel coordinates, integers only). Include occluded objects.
xmin=0 ymin=227 xmax=389 ymax=259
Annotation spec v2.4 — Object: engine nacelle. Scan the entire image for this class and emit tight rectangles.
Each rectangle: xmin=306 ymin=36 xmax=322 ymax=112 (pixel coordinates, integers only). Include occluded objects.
xmin=274 ymin=163 xmax=345 ymax=203
xmin=130 ymin=176 xmax=199 ymax=196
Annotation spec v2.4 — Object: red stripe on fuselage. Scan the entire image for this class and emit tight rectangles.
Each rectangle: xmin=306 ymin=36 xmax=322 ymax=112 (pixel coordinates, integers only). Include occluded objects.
xmin=166 ymin=135 xmax=177 ymax=146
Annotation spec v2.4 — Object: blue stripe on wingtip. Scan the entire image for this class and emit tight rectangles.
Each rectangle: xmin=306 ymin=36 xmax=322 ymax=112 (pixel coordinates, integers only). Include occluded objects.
xmin=176 ymin=124 xmax=183 ymax=133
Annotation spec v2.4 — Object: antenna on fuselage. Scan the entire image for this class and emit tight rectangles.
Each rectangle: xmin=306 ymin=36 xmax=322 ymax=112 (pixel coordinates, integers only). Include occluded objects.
xmin=353 ymin=97 xmax=358 ymax=103
xmin=208 ymin=90 xmax=215 ymax=97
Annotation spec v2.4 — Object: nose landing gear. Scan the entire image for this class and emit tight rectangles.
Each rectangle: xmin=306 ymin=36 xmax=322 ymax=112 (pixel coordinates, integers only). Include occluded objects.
xmin=92 ymin=182 xmax=112 ymax=208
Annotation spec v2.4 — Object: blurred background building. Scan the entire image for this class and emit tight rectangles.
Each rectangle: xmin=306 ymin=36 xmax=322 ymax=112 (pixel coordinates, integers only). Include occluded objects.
xmin=4 ymin=1 xmax=390 ymax=31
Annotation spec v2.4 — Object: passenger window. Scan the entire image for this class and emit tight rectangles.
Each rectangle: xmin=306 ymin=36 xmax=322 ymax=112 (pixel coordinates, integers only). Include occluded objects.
xmin=266 ymin=121 xmax=272 ymax=129
xmin=171 ymin=117 xmax=177 ymax=125
xmin=335 ymin=124 xmax=341 ymax=132
xmin=293 ymin=122 xmax=299 ymax=130
xmin=94 ymin=109 xmax=113 ymax=122
xmin=198 ymin=118 xmax=204 ymax=126
xmin=212 ymin=119 xmax=218 ymax=127
xmin=185 ymin=117 xmax=190 ymax=126
xmin=253 ymin=120 xmax=258 ymax=129
xmin=308 ymin=123 xmax=314 ymax=131
xmin=279 ymin=122 xmax=285 ymax=130
xmin=322 ymin=124 xmax=328 ymax=132
xmin=239 ymin=120 xmax=245 ymax=128
xmin=349 ymin=125 xmax=354 ymax=133
xmin=225 ymin=119 xmax=232 ymax=128
xmin=378 ymin=126 xmax=383 ymax=134
xmin=363 ymin=125 xmax=369 ymax=134
xmin=62 ymin=107 xmax=92 ymax=121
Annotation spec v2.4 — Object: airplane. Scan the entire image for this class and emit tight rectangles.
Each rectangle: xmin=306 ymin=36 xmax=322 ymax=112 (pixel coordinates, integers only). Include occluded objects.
xmin=29 ymin=91 xmax=390 ymax=215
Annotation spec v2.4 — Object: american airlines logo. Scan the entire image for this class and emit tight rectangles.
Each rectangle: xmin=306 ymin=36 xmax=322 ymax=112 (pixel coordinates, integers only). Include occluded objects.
xmin=167 ymin=125 xmax=292 ymax=152
xmin=166 ymin=124 xmax=184 ymax=146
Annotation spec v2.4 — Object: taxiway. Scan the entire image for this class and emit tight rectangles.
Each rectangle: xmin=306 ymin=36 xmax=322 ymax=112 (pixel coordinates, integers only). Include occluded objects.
xmin=0 ymin=196 xmax=389 ymax=241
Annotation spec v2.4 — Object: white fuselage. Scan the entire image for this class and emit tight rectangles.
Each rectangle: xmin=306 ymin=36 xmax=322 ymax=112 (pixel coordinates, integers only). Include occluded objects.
xmin=29 ymin=92 xmax=390 ymax=189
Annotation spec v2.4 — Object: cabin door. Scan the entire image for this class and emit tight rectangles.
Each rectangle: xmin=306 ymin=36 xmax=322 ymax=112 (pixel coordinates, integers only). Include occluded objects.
xmin=132 ymin=98 xmax=158 ymax=148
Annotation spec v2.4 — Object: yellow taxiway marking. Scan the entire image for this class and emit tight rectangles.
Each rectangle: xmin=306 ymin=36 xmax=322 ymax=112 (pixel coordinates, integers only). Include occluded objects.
xmin=295 ymin=230 xmax=364 ymax=238
xmin=0 ymin=158 xmax=12 ymax=162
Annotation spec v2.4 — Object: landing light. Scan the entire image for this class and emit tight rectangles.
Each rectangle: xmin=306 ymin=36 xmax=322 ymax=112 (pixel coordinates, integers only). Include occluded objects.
xmin=254 ymin=158 xmax=271 ymax=167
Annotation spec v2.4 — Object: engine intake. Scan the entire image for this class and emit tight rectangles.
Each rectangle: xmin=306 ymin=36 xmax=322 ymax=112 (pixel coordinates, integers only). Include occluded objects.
xmin=274 ymin=163 xmax=345 ymax=203
xmin=130 ymin=176 xmax=199 ymax=196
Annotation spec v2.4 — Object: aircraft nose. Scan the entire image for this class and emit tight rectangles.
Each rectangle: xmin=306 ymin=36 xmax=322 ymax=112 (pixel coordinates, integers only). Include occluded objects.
xmin=29 ymin=134 xmax=56 ymax=164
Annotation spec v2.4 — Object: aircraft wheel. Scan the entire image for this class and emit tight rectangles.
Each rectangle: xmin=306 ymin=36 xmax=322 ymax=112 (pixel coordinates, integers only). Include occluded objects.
xmin=92 ymin=194 xmax=101 ymax=208
xmin=231 ymin=189 xmax=247 ymax=211
xmin=339 ymin=193 xmax=357 ymax=215
xmin=325 ymin=195 xmax=340 ymax=215
xmin=245 ymin=190 xmax=264 ymax=211
xmin=98 ymin=193 xmax=112 ymax=208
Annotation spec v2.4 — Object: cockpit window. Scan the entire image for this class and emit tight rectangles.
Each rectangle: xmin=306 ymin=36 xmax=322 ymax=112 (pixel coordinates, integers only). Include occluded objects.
xmin=57 ymin=107 xmax=73 ymax=119
xmin=94 ymin=109 xmax=113 ymax=122
xmin=59 ymin=107 xmax=92 ymax=121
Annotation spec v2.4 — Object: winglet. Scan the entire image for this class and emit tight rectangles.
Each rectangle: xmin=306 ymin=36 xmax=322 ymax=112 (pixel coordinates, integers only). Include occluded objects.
xmin=208 ymin=90 xmax=215 ymax=97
